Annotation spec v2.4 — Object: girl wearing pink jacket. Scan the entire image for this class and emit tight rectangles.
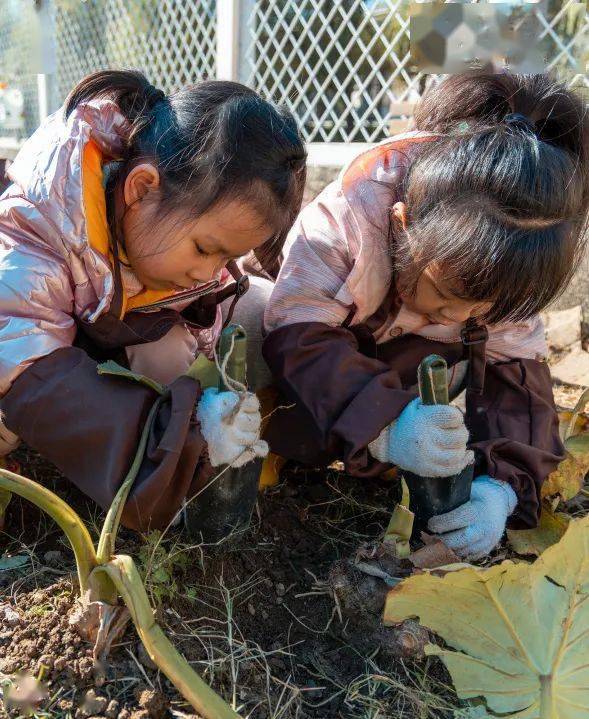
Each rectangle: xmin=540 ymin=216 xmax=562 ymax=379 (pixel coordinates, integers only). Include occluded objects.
xmin=262 ymin=72 xmax=589 ymax=559
xmin=0 ymin=70 xmax=306 ymax=533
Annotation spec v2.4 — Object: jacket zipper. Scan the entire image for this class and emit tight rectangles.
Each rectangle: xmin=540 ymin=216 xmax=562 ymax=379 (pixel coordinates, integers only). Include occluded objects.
xmin=131 ymin=280 xmax=220 ymax=312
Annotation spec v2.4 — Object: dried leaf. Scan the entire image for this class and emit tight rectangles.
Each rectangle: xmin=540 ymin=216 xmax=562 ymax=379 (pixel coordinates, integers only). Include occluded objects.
xmin=507 ymin=502 xmax=570 ymax=557
xmin=542 ymin=435 xmax=589 ymax=502
xmin=409 ymin=534 xmax=460 ymax=569
xmin=383 ymin=515 xmax=589 ymax=718
xmin=545 ymin=398 xmax=589 ymax=502
xmin=558 ymin=408 xmax=589 ymax=441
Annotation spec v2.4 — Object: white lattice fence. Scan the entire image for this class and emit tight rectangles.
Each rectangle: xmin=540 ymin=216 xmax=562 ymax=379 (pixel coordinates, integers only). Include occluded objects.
xmin=54 ymin=0 xmax=217 ymax=103
xmin=244 ymin=0 xmax=589 ymax=143
xmin=0 ymin=0 xmax=587 ymax=145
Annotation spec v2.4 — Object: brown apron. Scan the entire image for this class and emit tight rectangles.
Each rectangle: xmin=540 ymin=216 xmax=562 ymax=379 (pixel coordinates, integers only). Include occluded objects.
xmin=342 ymin=285 xmax=488 ymax=399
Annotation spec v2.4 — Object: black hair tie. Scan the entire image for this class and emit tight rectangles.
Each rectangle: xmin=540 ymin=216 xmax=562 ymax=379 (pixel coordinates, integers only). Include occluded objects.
xmin=145 ymin=85 xmax=166 ymax=109
xmin=504 ymin=112 xmax=536 ymax=134
xmin=285 ymin=155 xmax=304 ymax=171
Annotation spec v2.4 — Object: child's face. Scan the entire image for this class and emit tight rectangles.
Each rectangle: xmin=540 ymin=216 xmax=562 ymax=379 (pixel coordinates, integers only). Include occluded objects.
xmin=398 ymin=266 xmax=493 ymax=326
xmin=121 ymin=164 xmax=274 ymax=291
xmin=392 ymin=202 xmax=493 ymax=325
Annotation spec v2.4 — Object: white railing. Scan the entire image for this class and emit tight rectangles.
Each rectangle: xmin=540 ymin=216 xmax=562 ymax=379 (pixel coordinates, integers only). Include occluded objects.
xmin=0 ymin=0 xmax=586 ymax=162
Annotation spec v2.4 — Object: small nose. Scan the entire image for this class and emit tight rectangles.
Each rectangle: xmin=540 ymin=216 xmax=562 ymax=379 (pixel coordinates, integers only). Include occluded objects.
xmin=189 ymin=256 xmax=222 ymax=281
xmin=441 ymin=305 xmax=473 ymax=324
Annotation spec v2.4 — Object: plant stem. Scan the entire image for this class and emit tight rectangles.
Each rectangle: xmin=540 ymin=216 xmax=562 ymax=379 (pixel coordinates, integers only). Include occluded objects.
xmin=417 ymin=355 xmax=449 ymax=406
xmin=0 ymin=487 xmax=11 ymax=525
xmin=565 ymin=388 xmax=589 ymax=441
xmin=97 ymin=396 xmax=165 ymax=564
xmin=0 ymin=468 xmax=99 ymax=596
xmin=92 ymin=556 xmax=241 ymax=719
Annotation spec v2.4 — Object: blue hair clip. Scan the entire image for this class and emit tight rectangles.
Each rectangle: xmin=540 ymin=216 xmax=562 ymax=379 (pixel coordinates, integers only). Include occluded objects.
xmin=457 ymin=120 xmax=469 ymax=133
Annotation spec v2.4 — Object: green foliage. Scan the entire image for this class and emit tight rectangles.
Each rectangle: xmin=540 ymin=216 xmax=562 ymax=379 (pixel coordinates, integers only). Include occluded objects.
xmin=137 ymin=530 xmax=192 ymax=606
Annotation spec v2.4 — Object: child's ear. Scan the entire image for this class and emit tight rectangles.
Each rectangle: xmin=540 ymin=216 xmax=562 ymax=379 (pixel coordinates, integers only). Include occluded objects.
xmin=124 ymin=163 xmax=160 ymax=209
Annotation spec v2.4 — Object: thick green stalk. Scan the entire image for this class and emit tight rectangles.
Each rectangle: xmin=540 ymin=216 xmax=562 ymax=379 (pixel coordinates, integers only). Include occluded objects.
xmin=92 ymin=556 xmax=241 ymax=719
xmin=97 ymin=397 xmax=165 ymax=564
xmin=0 ymin=487 xmax=11 ymax=523
xmin=0 ymin=468 xmax=99 ymax=596
xmin=417 ymin=355 xmax=449 ymax=406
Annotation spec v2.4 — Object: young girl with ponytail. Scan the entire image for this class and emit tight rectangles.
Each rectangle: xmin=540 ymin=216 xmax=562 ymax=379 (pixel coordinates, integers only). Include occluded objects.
xmin=263 ymin=72 xmax=589 ymax=559
xmin=0 ymin=69 xmax=306 ymax=534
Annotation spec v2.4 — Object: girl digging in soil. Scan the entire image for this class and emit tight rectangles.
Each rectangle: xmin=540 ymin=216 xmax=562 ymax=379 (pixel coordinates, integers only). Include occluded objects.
xmin=0 ymin=69 xmax=306 ymax=535
xmin=262 ymin=72 xmax=589 ymax=560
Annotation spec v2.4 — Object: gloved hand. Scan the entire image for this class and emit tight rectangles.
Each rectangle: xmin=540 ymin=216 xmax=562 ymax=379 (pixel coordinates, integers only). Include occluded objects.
xmin=427 ymin=475 xmax=518 ymax=560
xmin=196 ymin=388 xmax=268 ymax=468
xmin=368 ymin=397 xmax=473 ymax=477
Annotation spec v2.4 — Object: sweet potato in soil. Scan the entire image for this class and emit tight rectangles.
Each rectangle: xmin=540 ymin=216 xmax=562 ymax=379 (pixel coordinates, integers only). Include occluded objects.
xmin=0 ymin=445 xmax=462 ymax=719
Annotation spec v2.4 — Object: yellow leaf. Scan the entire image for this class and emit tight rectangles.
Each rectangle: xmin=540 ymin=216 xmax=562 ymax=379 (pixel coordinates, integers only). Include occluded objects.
xmin=507 ymin=502 xmax=570 ymax=557
xmin=383 ymin=478 xmax=413 ymax=558
xmin=558 ymin=390 xmax=589 ymax=442
xmin=558 ymin=410 xmax=589 ymax=441
xmin=383 ymin=515 xmax=589 ymax=718
xmin=542 ymin=439 xmax=589 ymax=502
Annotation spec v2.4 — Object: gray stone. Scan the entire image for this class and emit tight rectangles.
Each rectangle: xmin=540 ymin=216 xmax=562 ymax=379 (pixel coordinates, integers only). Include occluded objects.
xmin=550 ymin=346 xmax=589 ymax=387
xmin=542 ymin=306 xmax=582 ymax=351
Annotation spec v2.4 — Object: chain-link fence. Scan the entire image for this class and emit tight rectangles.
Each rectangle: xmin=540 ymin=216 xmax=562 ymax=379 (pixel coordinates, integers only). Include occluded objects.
xmin=0 ymin=0 xmax=587 ymax=144
xmin=55 ymin=0 xmax=217 ymax=101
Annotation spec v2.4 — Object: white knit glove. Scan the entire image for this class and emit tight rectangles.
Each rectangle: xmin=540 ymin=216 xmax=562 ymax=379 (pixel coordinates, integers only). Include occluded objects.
xmin=196 ymin=388 xmax=268 ymax=468
xmin=427 ymin=475 xmax=518 ymax=560
xmin=368 ymin=397 xmax=473 ymax=477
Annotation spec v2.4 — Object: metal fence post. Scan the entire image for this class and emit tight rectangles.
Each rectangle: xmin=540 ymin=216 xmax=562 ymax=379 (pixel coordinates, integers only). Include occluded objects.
xmin=217 ymin=0 xmax=240 ymax=81
xmin=238 ymin=0 xmax=255 ymax=85
xmin=36 ymin=0 xmax=58 ymax=123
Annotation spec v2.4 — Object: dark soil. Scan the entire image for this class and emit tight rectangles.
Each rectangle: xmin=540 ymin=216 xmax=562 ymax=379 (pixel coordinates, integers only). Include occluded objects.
xmin=0 ymin=449 xmax=459 ymax=719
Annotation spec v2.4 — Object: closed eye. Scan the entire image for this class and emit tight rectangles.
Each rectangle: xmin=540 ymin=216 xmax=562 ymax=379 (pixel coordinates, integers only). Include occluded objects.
xmin=433 ymin=283 xmax=447 ymax=300
xmin=195 ymin=242 xmax=210 ymax=256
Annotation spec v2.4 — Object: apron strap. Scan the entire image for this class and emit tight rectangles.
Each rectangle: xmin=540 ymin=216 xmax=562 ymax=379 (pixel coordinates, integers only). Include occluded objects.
xmin=461 ymin=319 xmax=488 ymax=395
xmin=218 ymin=260 xmax=250 ymax=329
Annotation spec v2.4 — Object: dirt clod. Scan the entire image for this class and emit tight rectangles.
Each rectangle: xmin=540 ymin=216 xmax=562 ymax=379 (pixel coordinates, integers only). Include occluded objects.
xmin=80 ymin=688 xmax=109 ymax=716
xmin=136 ymin=688 xmax=168 ymax=718
xmin=0 ymin=604 xmax=21 ymax=627
xmin=105 ymin=699 xmax=120 ymax=718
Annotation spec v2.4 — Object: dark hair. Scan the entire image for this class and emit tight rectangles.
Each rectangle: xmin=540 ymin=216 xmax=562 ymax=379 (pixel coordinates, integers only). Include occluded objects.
xmin=392 ymin=71 xmax=589 ymax=324
xmin=65 ymin=69 xmax=307 ymax=276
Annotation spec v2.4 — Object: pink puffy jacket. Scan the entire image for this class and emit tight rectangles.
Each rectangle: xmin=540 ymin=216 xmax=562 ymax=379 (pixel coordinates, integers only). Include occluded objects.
xmin=0 ymin=98 xmax=228 ymax=399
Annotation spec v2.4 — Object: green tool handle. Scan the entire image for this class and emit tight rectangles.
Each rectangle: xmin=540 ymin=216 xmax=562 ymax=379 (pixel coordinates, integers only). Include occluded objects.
xmin=218 ymin=324 xmax=248 ymax=391
xmin=417 ymin=354 xmax=449 ymax=406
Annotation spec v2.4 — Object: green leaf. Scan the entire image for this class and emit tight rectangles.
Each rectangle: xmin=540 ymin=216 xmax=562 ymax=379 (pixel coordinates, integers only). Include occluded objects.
xmin=97 ymin=361 xmax=166 ymax=395
xmin=384 ymin=515 xmax=589 ymax=718
xmin=184 ymin=354 xmax=220 ymax=389
xmin=507 ymin=502 xmax=570 ymax=557
xmin=0 ymin=554 xmax=29 ymax=571
xmin=152 ymin=566 xmax=170 ymax=584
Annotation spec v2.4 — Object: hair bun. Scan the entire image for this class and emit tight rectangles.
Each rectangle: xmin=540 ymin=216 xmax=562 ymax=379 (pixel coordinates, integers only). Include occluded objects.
xmin=285 ymin=154 xmax=305 ymax=172
xmin=145 ymin=85 xmax=166 ymax=109
xmin=504 ymin=112 xmax=536 ymax=134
